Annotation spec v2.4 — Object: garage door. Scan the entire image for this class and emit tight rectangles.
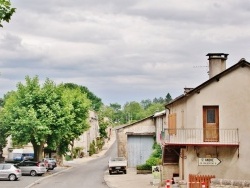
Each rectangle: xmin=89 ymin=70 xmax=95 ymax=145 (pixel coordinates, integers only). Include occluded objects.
xmin=127 ymin=135 xmax=154 ymax=167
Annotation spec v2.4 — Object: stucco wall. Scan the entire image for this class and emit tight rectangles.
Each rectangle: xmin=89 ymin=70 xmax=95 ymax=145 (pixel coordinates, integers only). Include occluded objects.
xmin=167 ymin=66 xmax=250 ymax=181
xmin=116 ymin=128 xmax=127 ymax=158
xmin=74 ymin=111 xmax=100 ymax=156
xmin=116 ymin=118 xmax=155 ymax=159
xmin=161 ymin=164 xmax=179 ymax=185
xmin=155 ymin=114 xmax=166 ymax=144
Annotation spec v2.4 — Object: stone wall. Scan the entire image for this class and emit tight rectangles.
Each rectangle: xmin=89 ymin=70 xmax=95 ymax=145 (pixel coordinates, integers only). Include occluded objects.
xmin=161 ymin=164 xmax=179 ymax=186
xmin=211 ymin=179 xmax=250 ymax=188
xmin=116 ymin=129 xmax=127 ymax=158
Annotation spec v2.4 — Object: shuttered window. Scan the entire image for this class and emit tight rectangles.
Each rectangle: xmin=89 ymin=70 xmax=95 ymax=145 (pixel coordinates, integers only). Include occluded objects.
xmin=168 ymin=113 xmax=176 ymax=135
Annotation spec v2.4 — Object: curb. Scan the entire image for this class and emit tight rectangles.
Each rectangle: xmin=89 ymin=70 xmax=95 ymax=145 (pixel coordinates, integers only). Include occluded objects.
xmin=25 ymin=132 xmax=116 ymax=188
xmin=25 ymin=166 xmax=73 ymax=188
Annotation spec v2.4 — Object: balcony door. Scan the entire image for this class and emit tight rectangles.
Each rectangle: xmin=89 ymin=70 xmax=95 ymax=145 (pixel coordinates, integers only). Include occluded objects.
xmin=203 ymin=106 xmax=219 ymax=142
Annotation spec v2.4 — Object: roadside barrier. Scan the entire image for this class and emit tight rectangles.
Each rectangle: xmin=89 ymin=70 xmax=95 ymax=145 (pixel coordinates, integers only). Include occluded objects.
xmin=201 ymin=182 xmax=206 ymax=188
xmin=165 ymin=179 xmax=172 ymax=188
xmin=189 ymin=174 xmax=215 ymax=188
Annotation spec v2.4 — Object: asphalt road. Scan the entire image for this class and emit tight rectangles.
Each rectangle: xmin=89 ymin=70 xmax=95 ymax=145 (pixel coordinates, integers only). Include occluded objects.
xmin=30 ymin=142 xmax=117 ymax=188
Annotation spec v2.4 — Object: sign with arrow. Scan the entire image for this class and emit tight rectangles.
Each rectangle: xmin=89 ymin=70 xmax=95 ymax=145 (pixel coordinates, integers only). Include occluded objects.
xmin=198 ymin=158 xmax=221 ymax=166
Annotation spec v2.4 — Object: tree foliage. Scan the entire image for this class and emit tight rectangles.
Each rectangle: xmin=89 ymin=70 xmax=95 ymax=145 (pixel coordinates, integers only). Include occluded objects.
xmin=63 ymin=83 xmax=102 ymax=111
xmin=100 ymin=94 xmax=171 ymax=126
xmin=0 ymin=0 xmax=15 ymax=27
xmin=0 ymin=76 xmax=91 ymax=161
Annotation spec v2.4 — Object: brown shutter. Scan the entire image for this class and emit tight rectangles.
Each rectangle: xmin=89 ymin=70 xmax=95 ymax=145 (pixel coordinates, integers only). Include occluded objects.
xmin=168 ymin=113 xmax=176 ymax=135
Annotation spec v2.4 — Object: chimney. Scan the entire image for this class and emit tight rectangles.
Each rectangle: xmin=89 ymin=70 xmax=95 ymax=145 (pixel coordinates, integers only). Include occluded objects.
xmin=184 ymin=87 xmax=193 ymax=94
xmin=206 ymin=53 xmax=228 ymax=79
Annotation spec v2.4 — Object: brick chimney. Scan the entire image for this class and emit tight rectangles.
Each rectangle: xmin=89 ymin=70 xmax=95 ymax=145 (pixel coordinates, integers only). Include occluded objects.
xmin=206 ymin=53 xmax=228 ymax=79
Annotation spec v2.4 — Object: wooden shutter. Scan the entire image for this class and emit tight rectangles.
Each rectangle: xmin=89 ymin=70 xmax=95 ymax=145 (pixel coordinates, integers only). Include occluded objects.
xmin=168 ymin=113 xmax=176 ymax=135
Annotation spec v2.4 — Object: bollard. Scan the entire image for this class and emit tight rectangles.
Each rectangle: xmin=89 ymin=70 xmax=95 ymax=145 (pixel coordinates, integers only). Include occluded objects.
xmin=165 ymin=180 xmax=171 ymax=188
xmin=201 ymin=182 xmax=205 ymax=188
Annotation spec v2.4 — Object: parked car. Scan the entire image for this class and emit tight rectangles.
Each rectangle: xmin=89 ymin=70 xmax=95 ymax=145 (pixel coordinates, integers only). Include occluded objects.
xmin=0 ymin=163 xmax=22 ymax=181
xmin=16 ymin=160 xmax=46 ymax=176
xmin=42 ymin=158 xmax=57 ymax=170
xmin=108 ymin=157 xmax=127 ymax=175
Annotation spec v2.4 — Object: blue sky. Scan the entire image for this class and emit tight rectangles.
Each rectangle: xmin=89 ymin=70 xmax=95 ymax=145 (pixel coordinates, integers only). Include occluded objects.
xmin=1 ymin=0 xmax=250 ymax=105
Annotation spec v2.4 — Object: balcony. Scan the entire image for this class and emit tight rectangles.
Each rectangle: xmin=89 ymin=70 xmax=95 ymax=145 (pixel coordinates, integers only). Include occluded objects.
xmin=162 ymin=128 xmax=239 ymax=146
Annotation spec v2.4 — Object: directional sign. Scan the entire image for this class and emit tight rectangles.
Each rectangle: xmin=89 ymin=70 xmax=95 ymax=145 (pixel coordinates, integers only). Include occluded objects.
xmin=198 ymin=158 xmax=221 ymax=166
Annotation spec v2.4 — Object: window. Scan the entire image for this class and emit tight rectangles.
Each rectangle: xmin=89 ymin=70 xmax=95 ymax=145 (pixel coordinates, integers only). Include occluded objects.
xmin=3 ymin=164 xmax=11 ymax=170
xmin=207 ymin=109 xmax=215 ymax=123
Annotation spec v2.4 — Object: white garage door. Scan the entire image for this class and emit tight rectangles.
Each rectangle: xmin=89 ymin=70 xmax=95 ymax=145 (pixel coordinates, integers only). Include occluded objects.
xmin=127 ymin=135 xmax=154 ymax=167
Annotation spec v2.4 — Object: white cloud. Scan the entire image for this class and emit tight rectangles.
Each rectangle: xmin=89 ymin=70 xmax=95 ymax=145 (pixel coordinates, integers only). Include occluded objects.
xmin=0 ymin=0 xmax=250 ymax=105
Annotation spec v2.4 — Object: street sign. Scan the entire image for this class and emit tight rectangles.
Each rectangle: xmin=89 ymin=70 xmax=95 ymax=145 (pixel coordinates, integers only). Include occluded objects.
xmin=198 ymin=158 xmax=221 ymax=166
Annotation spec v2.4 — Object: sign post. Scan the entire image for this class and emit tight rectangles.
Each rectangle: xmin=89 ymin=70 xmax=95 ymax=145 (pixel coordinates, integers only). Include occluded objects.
xmin=198 ymin=158 xmax=221 ymax=166
xmin=152 ymin=166 xmax=161 ymax=185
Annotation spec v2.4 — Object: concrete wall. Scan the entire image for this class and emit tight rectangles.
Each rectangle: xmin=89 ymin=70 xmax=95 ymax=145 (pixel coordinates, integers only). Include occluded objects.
xmin=116 ymin=117 xmax=155 ymax=159
xmin=154 ymin=111 xmax=166 ymax=144
xmin=162 ymin=164 xmax=179 ymax=182
xmin=211 ymin=179 xmax=250 ymax=188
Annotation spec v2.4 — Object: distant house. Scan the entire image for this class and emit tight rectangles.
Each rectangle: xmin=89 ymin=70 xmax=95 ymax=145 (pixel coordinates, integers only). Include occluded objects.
xmin=74 ymin=111 xmax=100 ymax=157
xmin=115 ymin=116 xmax=155 ymax=167
xmin=3 ymin=110 xmax=101 ymax=159
xmin=154 ymin=110 xmax=166 ymax=145
xmin=115 ymin=110 xmax=166 ymax=168
xmin=161 ymin=53 xmax=250 ymax=182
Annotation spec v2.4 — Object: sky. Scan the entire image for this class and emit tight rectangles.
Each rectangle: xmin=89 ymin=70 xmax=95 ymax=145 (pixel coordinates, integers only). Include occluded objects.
xmin=1 ymin=0 xmax=250 ymax=106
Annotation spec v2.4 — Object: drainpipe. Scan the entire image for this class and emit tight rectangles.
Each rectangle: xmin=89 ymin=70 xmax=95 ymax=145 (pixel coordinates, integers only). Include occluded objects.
xmin=181 ymin=148 xmax=185 ymax=180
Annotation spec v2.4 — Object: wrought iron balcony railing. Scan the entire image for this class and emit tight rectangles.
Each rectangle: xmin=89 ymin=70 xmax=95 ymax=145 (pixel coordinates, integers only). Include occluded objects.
xmin=162 ymin=128 xmax=239 ymax=146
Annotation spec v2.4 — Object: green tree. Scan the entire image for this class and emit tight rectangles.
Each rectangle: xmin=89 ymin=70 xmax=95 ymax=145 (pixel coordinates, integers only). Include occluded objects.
xmin=165 ymin=93 xmax=172 ymax=104
xmin=109 ymin=103 xmax=121 ymax=112
xmin=0 ymin=0 xmax=15 ymax=27
xmin=0 ymin=76 xmax=91 ymax=161
xmin=55 ymin=86 xmax=91 ymax=158
xmin=145 ymin=103 xmax=164 ymax=116
xmin=140 ymin=99 xmax=152 ymax=109
xmin=63 ymin=83 xmax=102 ymax=111
xmin=123 ymin=101 xmax=143 ymax=123
xmin=0 ymin=118 xmax=9 ymax=160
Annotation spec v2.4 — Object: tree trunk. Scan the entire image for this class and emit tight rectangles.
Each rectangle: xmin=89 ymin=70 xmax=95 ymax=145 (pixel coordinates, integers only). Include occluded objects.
xmin=70 ymin=140 xmax=74 ymax=159
xmin=31 ymin=141 xmax=44 ymax=161
xmin=56 ymin=148 xmax=63 ymax=167
xmin=0 ymin=145 xmax=4 ymax=163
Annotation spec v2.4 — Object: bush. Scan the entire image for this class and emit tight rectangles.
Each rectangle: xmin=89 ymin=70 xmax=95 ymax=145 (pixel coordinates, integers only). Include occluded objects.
xmin=89 ymin=140 xmax=96 ymax=156
xmin=146 ymin=157 xmax=161 ymax=166
xmin=136 ymin=163 xmax=151 ymax=170
xmin=136 ymin=143 xmax=162 ymax=170
xmin=151 ymin=143 xmax=162 ymax=158
xmin=96 ymin=137 xmax=105 ymax=150
xmin=73 ymin=147 xmax=83 ymax=158
xmin=65 ymin=155 xmax=72 ymax=161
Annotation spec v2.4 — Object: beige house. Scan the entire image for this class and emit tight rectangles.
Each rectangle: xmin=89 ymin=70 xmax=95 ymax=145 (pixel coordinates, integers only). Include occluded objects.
xmin=116 ymin=110 xmax=166 ymax=168
xmin=154 ymin=110 xmax=166 ymax=144
xmin=116 ymin=116 xmax=155 ymax=167
xmin=74 ymin=110 xmax=100 ymax=157
xmin=162 ymin=53 xmax=250 ymax=183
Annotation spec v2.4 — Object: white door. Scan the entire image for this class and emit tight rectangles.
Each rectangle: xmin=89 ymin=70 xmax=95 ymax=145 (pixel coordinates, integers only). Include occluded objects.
xmin=127 ymin=135 xmax=154 ymax=167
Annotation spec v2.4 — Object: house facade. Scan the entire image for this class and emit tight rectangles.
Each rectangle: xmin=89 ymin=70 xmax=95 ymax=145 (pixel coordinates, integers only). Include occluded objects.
xmin=74 ymin=110 xmax=100 ymax=157
xmin=154 ymin=110 xmax=166 ymax=145
xmin=115 ymin=110 xmax=166 ymax=168
xmin=162 ymin=53 xmax=250 ymax=183
xmin=116 ymin=116 xmax=156 ymax=167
